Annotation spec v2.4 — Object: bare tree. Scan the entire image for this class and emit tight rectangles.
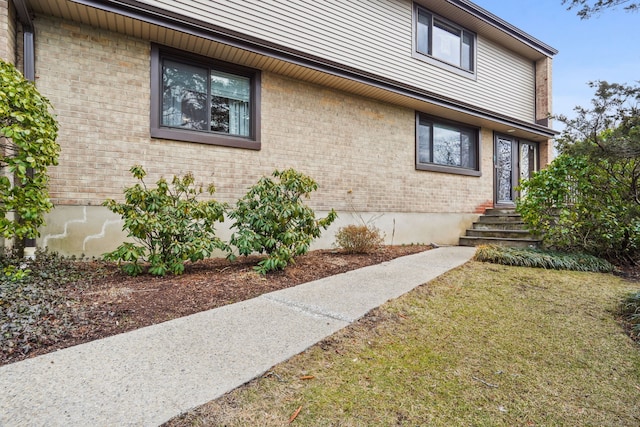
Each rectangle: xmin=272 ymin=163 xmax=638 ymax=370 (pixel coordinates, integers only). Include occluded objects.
xmin=562 ymin=0 xmax=639 ymax=18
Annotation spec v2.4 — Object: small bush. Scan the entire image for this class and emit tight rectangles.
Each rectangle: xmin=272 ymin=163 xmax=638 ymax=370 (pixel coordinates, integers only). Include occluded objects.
xmin=335 ymin=224 xmax=384 ymax=254
xmin=474 ymin=245 xmax=616 ymax=273
xmin=229 ymin=169 xmax=337 ymax=274
xmin=0 ymin=249 xmax=90 ymax=358
xmin=620 ymin=291 xmax=640 ymax=342
xmin=103 ymin=166 xmax=228 ymax=276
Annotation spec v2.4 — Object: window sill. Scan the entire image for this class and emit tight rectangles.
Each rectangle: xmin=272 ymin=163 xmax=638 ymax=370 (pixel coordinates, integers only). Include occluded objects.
xmin=416 ymin=163 xmax=481 ymax=177
xmin=151 ymin=127 xmax=261 ymax=150
xmin=412 ymin=51 xmax=477 ymax=80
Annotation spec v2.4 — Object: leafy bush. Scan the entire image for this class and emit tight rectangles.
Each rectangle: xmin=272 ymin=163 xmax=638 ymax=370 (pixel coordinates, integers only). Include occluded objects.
xmin=620 ymin=291 xmax=640 ymax=342
xmin=0 ymin=249 xmax=89 ymax=358
xmin=229 ymin=169 xmax=337 ymax=274
xmin=525 ymin=81 xmax=640 ymax=264
xmin=335 ymin=224 xmax=384 ymax=254
xmin=0 ymin=59 xmax=60 ymax=241
xmin=103 ymin=166 xmax=228 ymax=276
xmin=474 ymin=244 xmax=616 ymax=273
xmin=517 ymin=154 xmax=640 ymax=263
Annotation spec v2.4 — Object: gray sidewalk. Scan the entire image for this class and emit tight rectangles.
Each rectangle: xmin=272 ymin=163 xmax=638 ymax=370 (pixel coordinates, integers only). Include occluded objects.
xmin=0 ymin=246 xmax=475 ymax=427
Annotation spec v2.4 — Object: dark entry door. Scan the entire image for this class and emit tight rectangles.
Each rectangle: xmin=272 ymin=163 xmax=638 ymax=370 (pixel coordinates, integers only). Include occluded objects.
xmin=495 ymin=135 xmax=538 ymax=205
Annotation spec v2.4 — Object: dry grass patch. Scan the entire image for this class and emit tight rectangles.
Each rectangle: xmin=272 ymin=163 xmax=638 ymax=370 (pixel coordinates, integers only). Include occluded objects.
xmin=166 ymin=262 xmax=640 ymax=426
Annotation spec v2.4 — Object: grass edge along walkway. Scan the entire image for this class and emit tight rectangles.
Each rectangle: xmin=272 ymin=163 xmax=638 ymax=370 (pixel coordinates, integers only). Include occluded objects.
xmin=167 ymin=261 xmax=640 ymax=427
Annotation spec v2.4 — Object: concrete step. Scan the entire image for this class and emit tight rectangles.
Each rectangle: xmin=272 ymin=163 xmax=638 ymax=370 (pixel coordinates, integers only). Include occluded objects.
xmin=472 ymin=221 xmax=528 ymax=231
xmin=459 ymin=208 xmax=541 ymax=248
xmin=459 ymin=236 xmax=541 ymax=248
xmin=484 ymin=207 xmax=517 ymax=215
xmin=465 ymin=229 xmax=535 ymax=239
xmin=476 ymin=213 xmax=523 ymax=223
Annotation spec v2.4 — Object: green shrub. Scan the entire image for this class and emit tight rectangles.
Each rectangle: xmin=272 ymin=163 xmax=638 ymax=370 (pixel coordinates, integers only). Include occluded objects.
xmin=474 ymin=244 xmax=616 ymax=273
xmin=103 ymin=166 xmax=228 ymax=276
xmin=229 ymin=169 xmax=337 ymax=274
xmin=517 ymin=154 xmax=640 ymax=263
xmin=620 ymin=291 xmax=640 ymax=341
xmin=520 ymin=81 xmax=640 ymax=264
xmin=0 ymin=249 xmax=90 ymax=357
xmin=0 ymin=59 xmax=60 ymax=241
xmin=335 ymin=224 xmax=384 ymax=254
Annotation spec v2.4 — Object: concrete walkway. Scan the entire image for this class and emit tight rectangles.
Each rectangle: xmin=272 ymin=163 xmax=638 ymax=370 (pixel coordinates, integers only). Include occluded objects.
xmin=0 ymin=246 xmax=475 ymax=427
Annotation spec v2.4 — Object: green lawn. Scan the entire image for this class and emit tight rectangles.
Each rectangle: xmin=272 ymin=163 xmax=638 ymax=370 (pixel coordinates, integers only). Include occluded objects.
xmin=167 ymin=262 xmax=640 ymax=426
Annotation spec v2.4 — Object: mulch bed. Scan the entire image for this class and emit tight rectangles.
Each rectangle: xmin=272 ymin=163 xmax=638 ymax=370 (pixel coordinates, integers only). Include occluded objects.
xmin=1 ymin=245 xmax=432 ymax=366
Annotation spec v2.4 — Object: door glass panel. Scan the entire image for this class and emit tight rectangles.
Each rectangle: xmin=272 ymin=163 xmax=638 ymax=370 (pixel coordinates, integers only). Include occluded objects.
xmin=519 ymin=142 xmax=538 ymax=198
xmin=519 ymin=143 xmax=538 ymax=181
xmin=496 ymin=137 xmax=513 ymax=203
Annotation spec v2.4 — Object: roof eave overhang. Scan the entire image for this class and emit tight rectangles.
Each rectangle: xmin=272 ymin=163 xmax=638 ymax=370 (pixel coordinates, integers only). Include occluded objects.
xmin=447 ymin=0 xmax=558 ymax=57
xmin=64 ymin=0 xmax=557 ymax=139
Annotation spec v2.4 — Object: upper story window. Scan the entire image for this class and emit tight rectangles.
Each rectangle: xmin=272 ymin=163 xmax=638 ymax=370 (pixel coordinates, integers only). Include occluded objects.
xmin=151 ymin=45 xmax=261 ymax=150
xmin=416 ymin=113 xmax=480 ymax=176
xmin=414 ymin=5 xmax=476 ymax=76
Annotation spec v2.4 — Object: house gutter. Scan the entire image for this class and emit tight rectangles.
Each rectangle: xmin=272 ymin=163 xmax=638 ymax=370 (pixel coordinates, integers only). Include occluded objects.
xmin=447 ymin=0 xmax=558 ymax=57
xmin=72 ymin=0 xmax=558 ymax=138
xmin=12 ymin=0 xmax=36 ymax=258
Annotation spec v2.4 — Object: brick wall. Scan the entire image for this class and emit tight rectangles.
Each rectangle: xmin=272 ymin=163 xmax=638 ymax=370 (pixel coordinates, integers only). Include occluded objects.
xmin=259 ymin=75 xmax=495 ymax=214
xmin=28 ymin=14 xmax=512 ymax=255
xmin=536 ymin=56 xmax=554 ymax=165
xmin=34 ymin=15 xmax=494 ymax=216
xmin=0 ymin=0 xmax=15 ymax=64
xmin=34 ymin=17 xmax=150 ymax=205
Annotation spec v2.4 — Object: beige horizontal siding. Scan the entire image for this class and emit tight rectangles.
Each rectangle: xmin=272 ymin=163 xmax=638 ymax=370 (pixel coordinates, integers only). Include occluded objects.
xmin=477 ymin=37 xmax=536 ymax=121
xmin=138 ymin=0 xmax=536 ymax=122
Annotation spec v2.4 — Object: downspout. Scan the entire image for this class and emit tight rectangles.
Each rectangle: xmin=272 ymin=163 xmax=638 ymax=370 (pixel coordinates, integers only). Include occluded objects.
xmin=11 ymin=0 xmax=36 ymax=259
xmin=13 ymin=0 xmax=34 ymax=81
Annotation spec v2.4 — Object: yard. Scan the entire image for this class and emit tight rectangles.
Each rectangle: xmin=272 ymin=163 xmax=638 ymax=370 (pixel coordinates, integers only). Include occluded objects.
xmin=2 ymin=246 xmax=639 ymax=425
xmin=165 ymin=261 xmax=640 ymax=426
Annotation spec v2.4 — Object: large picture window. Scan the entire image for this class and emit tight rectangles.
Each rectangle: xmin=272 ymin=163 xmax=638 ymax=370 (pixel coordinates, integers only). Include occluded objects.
xmin=151 ymin=45 xmax=261 ymax=149
xmin=414 ymin=5 xmax=475 ymax=74
xmin=416 ymin=114 xmax=480 ymax=176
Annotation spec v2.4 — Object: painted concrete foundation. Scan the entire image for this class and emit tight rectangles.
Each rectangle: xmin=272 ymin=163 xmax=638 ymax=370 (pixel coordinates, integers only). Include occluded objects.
xmin=38 ymin=206 xmax=478 ymax=258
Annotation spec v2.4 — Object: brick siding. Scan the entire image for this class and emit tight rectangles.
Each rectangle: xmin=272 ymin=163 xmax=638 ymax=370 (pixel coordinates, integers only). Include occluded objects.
xmin=34 ymin=15 xmax=494 ymax=216
xmin=536 ymin=57 xmax=554 ymax=165
xmin=0 ymin=0 xmax=15 ymax=64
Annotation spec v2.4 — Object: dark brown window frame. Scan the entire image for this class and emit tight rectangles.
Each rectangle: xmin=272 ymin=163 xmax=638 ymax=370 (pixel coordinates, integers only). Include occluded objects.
xmin=412 ymin=3 xmax=477 ymax=80
xmin=150 ymin=44 xmax=261 ymax=150
xmin=415 ymin=112 xmax=481 ymax=177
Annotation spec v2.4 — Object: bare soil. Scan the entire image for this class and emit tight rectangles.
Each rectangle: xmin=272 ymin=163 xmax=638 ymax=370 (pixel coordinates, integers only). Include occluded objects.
xmin=0 ymin=245 xmax=432 ymax=366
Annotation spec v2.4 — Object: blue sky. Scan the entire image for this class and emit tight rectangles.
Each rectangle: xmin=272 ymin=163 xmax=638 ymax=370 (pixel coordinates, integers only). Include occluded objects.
xmin=473 ymin=0 xmax=640 ymax=123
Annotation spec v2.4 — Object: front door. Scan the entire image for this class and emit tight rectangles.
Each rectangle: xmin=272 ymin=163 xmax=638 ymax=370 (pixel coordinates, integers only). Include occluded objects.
xmin=494 ymin=134 xmax=538 ymax=205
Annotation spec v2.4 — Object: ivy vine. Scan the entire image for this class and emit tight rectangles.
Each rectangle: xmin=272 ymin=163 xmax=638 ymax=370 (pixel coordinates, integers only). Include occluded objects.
xmin=0 ymin=59 xmax=60 ymax=240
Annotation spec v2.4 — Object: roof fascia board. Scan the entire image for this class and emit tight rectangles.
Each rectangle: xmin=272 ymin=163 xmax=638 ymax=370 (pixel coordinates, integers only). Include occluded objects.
xmin=69 ymin=0 xmax=558 ymax=137
xmin=447 ymin=0 xmax=558 ymax=57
